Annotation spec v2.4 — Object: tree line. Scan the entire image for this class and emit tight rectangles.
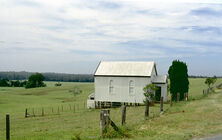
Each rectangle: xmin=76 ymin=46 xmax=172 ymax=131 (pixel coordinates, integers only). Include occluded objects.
xmin=0 ymin=71 xmax=94 ymax=82
xmin=0 ymin=79 xmax=27 ymax=87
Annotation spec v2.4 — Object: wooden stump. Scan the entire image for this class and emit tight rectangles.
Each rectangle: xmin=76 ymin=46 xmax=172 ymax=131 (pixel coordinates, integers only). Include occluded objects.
xmin=100 ymin=109 xmax=110 ymax=137
xmin=121 ymin=105 xmax=126 ymax=125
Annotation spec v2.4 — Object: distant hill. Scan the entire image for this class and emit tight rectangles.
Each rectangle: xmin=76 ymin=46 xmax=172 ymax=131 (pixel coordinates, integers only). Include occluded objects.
xmin=0 ymin=71 xmax=94 ymax=82
xmin=189 ymin=75 xmax=222 ymax=78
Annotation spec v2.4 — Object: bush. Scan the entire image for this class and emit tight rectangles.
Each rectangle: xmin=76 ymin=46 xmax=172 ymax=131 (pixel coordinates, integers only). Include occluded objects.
xmin=55 ymin=82 xmax=62 ymax=86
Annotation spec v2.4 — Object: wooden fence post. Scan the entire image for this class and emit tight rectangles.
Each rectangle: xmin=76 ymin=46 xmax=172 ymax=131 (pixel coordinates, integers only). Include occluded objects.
xmin=57 ymin=106 xmax=60 ymax=114
xmin=52 ymin=107 xmax=54 ymax=113
xmin=84 ymin=102 xmax=86 ymax=109
xmin=6 ymin=114 xmax=10 ymax=140
xmin=25 ymin=108 xmax=28 ymax=118
xmin=145 ymin=98 xmax=149 ymax=117
xmin=69 ymin=104 xmax=71 ymax=110
xmin=185 ymin=93 xmax=188 ymax=101
xmin=170 ymin=94 xmax=173 ymax=107
xmin=160 ymin=97 xmax=163 ymax=112
xmin=121 ymin=105 xmax=126 ymax=125
xmin=177 ymin=93 xmax=180 ymax=102
xmin=42 ymin=108 xmax=44 ymax=116
xmin=100 ymin=109 xmax=110 ymax=137
xmin=73 ymin=104 xmax=75 ymax=113
xmin=32 ymin=108 xmax=35 ymax=117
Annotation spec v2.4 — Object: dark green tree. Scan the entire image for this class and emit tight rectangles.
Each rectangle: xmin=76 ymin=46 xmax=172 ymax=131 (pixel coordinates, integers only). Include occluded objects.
xmin=25 ymin=73 xmax=46 ymax=88
xmin=168 ymin=60 xmax=189 ymax=101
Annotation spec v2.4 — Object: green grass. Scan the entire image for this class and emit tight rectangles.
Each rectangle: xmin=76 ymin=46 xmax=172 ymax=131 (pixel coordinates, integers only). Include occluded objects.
xmin=0 ymin=78 xmax=222 ymax=140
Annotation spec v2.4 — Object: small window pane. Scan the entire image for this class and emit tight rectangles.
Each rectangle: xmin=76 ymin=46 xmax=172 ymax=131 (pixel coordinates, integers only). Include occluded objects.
xmin=129 ymin=80 xmax=134 ymax=94
xmin=129 ymin=80 xmax=134 ymax=86
xmin=109 ymin=80 xmax=114 ymax=94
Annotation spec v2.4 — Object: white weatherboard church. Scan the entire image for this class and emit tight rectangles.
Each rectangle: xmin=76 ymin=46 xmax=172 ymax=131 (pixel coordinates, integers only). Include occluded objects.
xmin=87 ymin=61 xmax=168 ymax=108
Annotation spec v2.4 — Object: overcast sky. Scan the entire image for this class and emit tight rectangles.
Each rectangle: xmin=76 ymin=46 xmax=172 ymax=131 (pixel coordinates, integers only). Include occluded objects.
xmin=0 ymin=0 xmax=222 ymax=76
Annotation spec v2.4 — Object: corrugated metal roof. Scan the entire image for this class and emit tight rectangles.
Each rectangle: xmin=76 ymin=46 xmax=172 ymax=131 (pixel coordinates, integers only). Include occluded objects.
xmin=152 ymin=75 xmax=167 ymax=84
xmin=94 ymin=61 xmax=155 ymax=77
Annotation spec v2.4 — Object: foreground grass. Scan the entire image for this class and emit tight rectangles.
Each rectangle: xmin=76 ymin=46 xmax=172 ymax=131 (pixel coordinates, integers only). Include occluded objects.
xmin=0 ymin=79 xmax=222 ymax=140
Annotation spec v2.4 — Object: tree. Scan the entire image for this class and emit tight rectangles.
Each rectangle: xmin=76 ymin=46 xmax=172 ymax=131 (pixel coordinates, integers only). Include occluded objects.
xmin=205 ymin=76 xmax=217 ymax=88
xmin=143 ymin=84 xmax=157 ymax=102
xmin=168 ymin=60 xmax=189 ymax=101
xmin=25 ymin=73 xmax=46 ymax=88
xmin=143 ymin=84 xmax=157 ymax=117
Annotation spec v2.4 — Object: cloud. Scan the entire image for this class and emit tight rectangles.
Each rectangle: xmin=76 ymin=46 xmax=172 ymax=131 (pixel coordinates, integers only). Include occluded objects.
xmin=190 ymin=7 xmax=222 ymax=17
xmin=0 ymin=0 xmax=222 ymax=75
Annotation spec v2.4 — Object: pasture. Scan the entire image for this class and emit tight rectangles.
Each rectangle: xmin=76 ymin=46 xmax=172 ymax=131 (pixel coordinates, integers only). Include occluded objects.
xmin=0 ymin=78 xmax=222 ymax=140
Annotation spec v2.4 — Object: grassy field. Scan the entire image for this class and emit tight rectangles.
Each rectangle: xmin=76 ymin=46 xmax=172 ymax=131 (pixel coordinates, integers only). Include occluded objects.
xmin=0 ymin=78 xmax=222 ymax=140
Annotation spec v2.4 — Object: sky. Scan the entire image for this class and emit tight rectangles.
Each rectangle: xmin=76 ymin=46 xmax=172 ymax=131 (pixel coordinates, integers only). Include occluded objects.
xmin=0 ymin=0 xmax=222 ymax=76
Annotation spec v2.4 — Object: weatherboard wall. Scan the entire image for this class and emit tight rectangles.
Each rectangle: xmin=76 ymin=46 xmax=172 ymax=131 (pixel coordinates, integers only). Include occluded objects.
xmin=94 ymin=76 xmax=151 ymax=103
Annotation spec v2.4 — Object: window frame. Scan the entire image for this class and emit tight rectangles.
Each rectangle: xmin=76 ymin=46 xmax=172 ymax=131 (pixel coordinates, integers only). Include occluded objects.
xmin=109 ymin=80 xmax=114 ymax=94
xmin=129 ymin=80 xmax=134 ymax=95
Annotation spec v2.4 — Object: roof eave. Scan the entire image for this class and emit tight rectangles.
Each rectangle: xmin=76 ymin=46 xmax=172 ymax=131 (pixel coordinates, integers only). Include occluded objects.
xmin=94 ymin=75 xmax=151 ymax=78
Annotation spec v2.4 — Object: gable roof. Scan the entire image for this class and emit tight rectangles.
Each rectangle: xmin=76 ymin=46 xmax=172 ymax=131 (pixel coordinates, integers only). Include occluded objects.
xmin=94 ymin=61 xmax=156 ymax=77
xmin=152 ymin=75 xmax=168 ymax=84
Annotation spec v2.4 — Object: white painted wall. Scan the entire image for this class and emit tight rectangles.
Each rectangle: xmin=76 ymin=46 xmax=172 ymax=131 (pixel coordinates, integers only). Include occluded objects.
xmin=94 ymin=76 xmax=151 ymax=103
xmin=151 ymin=67 xmax=157 ymax=81
xmin=94 ymin=66 xmax=168 ymax=103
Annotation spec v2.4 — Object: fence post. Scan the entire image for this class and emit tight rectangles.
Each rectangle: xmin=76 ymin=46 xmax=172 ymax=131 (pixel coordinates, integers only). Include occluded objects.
xmin=62 ymin=105 xmax=63 ymax=112
xmin=121 ymin=105 xmax=126 ymax=125
xmin=186 ymin=93 xmax=188 ymax=101
xmin=69 ymin=104 xmax=71 ymax=110
xmin=6 ymin=114 xmax=10 ymax=140
xmin=25 ymin=108 xmax=28 ymax=118
xmin=177 ymin=93 xmax=180 ymax=102
xmin=160 ymin=97 xmax=163 ymax=112
xmin=84 ymin=102 xmax=86 ymax=109
xmin=145 ymin=98 xmax=149 ymax=117
xmin=32 ymin=108 xmax=35 ymax=117
xmin=57 ymin=106 xmax=60 ymax=114
xmin=73 ymin=104 xmax=75 ymax=113
xmin=170 ymin=94 xmax=173 ymax=107
xmin=52 ymin=107 xmax=54 ymax=113
xmin=100 ymin=109 xmax=110 ymax=137
xmin=42 ymin=108 xmax=44 ymax=116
